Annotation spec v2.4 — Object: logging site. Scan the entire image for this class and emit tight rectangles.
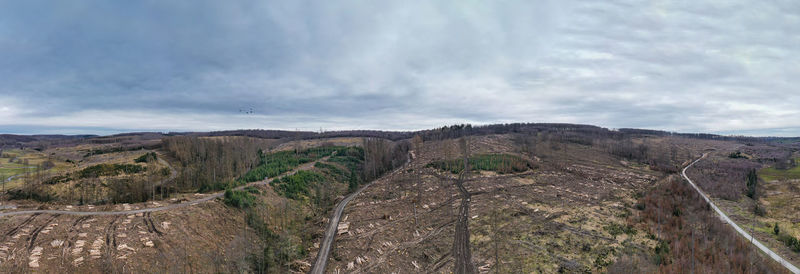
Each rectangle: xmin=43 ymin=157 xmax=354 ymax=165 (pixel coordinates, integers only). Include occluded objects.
xmin=2 ymin=1 xmax=799 ymax=273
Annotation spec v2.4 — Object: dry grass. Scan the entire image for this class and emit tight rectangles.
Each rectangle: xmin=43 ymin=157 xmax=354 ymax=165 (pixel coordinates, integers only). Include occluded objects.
xmin=324 ymin=134 xmax=663 ymax=273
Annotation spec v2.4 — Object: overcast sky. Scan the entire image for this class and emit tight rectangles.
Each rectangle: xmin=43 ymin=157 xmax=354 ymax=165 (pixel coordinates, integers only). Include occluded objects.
xmin=1 ymin=1 xmax=799 ymax=136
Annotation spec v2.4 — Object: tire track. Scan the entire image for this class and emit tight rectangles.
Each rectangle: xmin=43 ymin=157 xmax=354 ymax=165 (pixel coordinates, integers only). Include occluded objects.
xmin=453 ymin=173 xmax=475 ymax=274
xmin=105 ymin=216 xmax=120 ymax=248
xmin=2 ymin=213 xmax=39 ymax=240
xmin=453 ymin=142 xmax=476 ymax=274
xmin=141 ymin=214 xmax=151 ymax=233
xmin=431 ymin=252 xmax=453 ymax=272
xmin=144 ymin=212 xmax=162 ymax=236
xmin=27 ymin=214 xmax=59 ymax=250
xmin=62 ymin=216 xmax=90 ymax=256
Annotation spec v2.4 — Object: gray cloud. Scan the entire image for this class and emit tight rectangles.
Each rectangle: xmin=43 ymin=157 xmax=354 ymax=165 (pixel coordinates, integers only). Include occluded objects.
xmin=1 ymin=0 xmax=799 ymax=136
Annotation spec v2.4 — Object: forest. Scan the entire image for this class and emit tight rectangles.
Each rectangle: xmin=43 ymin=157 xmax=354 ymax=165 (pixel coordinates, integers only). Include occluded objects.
xmin=163 ymin=136 xmax=269 ymax=192
xmin=427 ymin=153 xmax=533 ymax=174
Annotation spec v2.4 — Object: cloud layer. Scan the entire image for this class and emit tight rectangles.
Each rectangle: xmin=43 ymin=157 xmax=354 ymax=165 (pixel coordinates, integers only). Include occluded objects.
xmin=1 ymin=0 xmax=799 ymax=135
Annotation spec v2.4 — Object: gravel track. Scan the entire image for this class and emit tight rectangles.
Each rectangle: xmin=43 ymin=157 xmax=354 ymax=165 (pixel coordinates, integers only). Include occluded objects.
xmin=683 ymin=154 xmax=800 ymax=274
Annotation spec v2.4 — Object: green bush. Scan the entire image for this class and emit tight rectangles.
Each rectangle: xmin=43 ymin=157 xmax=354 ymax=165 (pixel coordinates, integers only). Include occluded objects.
xmin=243 ymin=186 xmax=261 ymax=194
xmin=315 ymin=160 xmax=363 ymax=193
xmin=239 ymin=146 xmax=356 ymax=184
xmin=427 ymin=153 xmax=532 ymax=174
xmin=7 ymin=189 xmax=54 ymax=203
xmin=314 ymin=162 xmax=347 ymax=179
xmin=603 ymin=223 xmax=637 ymax=237
xmin=43 ymin=174 xmax=71 ymax=185
xmin=270 ymin=170 xmax=326 ymax=200
xmin=653 ymin=240 xmax=670 ymax=265
xmin=78 ymin=163 xmax=145 ymax=178
xmin=746 ymin=169 xmax=758 ymax=198
xmin=753 ymin=204 xmax=766 ymax=217
xmin=223 ymin=189 xmax=256 ymax=208
xmin=729 ymin=151 xmax=746 ymax=159
xmin=327 ymin=147 xmax=364 ymax=173
xmin=134 ymin=152 xmax=157 ymax=163
xmin=778 ymin=233 xmax=800 ymax=252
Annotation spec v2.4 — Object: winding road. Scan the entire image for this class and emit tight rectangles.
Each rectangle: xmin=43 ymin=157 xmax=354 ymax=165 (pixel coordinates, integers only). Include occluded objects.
xmin=682 ymin=154 xmax=800 ymax=274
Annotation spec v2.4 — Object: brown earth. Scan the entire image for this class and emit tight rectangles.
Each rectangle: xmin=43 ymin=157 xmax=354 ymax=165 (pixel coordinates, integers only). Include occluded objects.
xmin=321 ymin=134 xmax=669 ymax=273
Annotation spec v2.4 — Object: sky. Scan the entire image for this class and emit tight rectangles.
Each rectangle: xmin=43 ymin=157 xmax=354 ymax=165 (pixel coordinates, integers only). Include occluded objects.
xmin=1 ymin=1 xmax=799 ymax=136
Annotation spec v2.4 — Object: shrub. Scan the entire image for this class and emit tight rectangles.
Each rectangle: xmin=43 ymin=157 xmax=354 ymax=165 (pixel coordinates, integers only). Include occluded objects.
xmin=427 ymin=154 xmax=532 ymax=174
xmin=243 ymin=186 xmax=261 ymax=194
xmin=223 ymin=189 xmax=256 ymax=208
xmin=778 ymin=233 xmax=800 ymax=252
xmin=604 ymin=223 xmax=637 ymax=237
xmin=239 ymin=146 xmax=356 ymax=184
xmin=270 ymin=170 xmax=326 ymax=200
xmin=160 ymin=167 xmax=170 ymax=176
xmin=729 ymin=151 xmax=746 ymax=159
xmin=134 ymin=152 xmax=157 ymax=163
xmin=314 ymin=162 xmax=347 ymax=179
xmin=653 ymin=240 xmax=670 ymax=265
xmin=315 ymin=160 xmax=363 ymax=193
xmin=753 ymin=204 xmax=766 ymax=217
xmin=7 ymin=188 xmax=54 ymax=203
xmin=78 ymin=163 xmax=145 ymax=178
xmin=43 ymin=174 xmax=71 ymax=185
xmin=746 ymin=169 xmax=758 ymax=198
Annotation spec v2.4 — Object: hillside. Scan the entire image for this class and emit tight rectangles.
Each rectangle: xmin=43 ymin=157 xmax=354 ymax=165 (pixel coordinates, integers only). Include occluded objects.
xmin=323 ymin=134 xmax=788 ymax=273
xmin=0 ymin=124 xmax=798 ymax=273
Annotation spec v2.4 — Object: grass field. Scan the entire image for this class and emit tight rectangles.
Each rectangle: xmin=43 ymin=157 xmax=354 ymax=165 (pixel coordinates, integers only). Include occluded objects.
xmin=759 ymin=159 xmax=800 ymax=181
xmin=745 ymin=157 xmax=800 ymax=258
xmin=0 ymin=150 xmax=37 ymax=181
xmin=0 ymin=166 xmax=34 ymax=178
xmin=0 ymin=149 xmax=73 ymax=188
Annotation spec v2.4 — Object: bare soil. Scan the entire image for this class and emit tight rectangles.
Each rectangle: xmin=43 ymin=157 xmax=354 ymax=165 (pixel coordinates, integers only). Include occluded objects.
xmin=322 ymin=135 xmax=664 ymax=273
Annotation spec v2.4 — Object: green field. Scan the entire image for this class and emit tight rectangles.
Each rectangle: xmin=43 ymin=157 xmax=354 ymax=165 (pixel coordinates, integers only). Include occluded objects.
xmin=0 ymin=153 xmax=37 ymax=181
xmin=0 ymin=167 xmax=33 ymax=178
xmin=759 ymin=158 xmax=800 ymax=181
xmin=0 ymin=149 xmax=72 ymax=186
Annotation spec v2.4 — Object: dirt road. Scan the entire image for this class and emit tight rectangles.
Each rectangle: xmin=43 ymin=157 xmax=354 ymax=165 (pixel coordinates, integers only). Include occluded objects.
xmin=310 ymin=179 xmax=373 ymax=274
xmin=310 ymin=152 xmax=411 ymax=274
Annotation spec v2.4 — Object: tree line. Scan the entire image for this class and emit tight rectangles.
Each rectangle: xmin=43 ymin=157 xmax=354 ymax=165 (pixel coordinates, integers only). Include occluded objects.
xmin=163 ymin=136 xmax=270 ymax=192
